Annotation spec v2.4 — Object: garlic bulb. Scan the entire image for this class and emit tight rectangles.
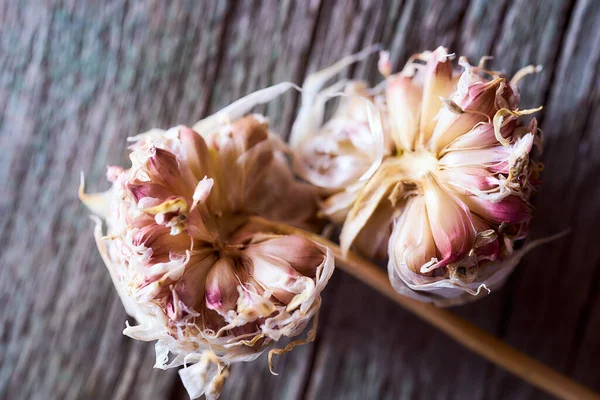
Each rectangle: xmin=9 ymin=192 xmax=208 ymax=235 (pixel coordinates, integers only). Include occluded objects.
xmin=295 ymin=47 xmax=542 ymax=306
xmin=81 ymin=115 xmax=333 ymax=399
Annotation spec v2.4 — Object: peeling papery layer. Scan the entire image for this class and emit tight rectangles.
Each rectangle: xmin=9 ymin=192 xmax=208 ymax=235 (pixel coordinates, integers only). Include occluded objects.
xmin=292 ymin=84 xmax=387 ymax=192
xmin=289 ymin=45 xmax=390 ymax=228
xmin=290 ymin=43 xmax=381 ymax=148
xmin=179 ymin=351 xmax=229 ymax=400
xmin=192 ymin=82 xmax=301 ymax=134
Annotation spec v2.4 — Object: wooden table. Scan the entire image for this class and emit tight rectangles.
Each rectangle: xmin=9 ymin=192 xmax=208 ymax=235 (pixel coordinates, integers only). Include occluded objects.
xmin=2 ymin=1 xmax=599 ymax=399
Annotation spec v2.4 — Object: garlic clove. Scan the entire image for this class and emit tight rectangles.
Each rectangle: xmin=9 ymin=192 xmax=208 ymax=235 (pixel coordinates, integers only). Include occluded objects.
xmin=352 ymin=193 xmax=399 ymax=260
xmin=439 ymin=145 xmax=508 ymax=168
xmin=246 ymin=250 xmax=309 ymax=305
xmin=205 ymin=257 xmax=245 ymax=319
xmin=419 ymin=46 xmax=455 ymax=145
xmin=389 ymin=196 xmax=437 ymax=275
xmin=143 ymin=146 xmax=197 ymax=197
xmin=251 ymin=235 xmax=324 ymax=278
xmin=386 ymin=74 xmax=422 ymax=151
xmin=178 ymin=126 xmax=215 ymax=183
xmin=443 ymin=120 xmax=516 ymax=153
xmin=422 ymin=174 xmax=475 ymax=270
xmin=429 ymin=78 xmax=503 ymax=152
xmin=459 ymin=194 xmax=533 ymax=225
xmin=168 ymin=249 xmax=217 ymax=320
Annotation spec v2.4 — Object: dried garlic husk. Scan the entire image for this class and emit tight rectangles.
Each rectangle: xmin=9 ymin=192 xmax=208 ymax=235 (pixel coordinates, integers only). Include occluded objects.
xmin=295 ymin=47 xmax=543 ymax=306
xmin=290 ymin=47 xmax=391 ymax=258
xmin=81 ymin=109 xmax=333 ymax=399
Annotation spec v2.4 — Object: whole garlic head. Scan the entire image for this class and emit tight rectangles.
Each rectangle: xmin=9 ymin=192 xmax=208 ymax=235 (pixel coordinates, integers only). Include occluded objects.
xmin=81 ymin=116 xmax=333 ymax=399
xmin=381 ymin=48 xmax=541 ymax=306
xmin=295 ymin=47 xmax=543 ymax=306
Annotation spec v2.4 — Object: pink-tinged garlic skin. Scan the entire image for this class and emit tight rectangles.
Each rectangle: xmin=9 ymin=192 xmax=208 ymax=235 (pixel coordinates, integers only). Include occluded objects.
xmin=81 ymin=116 xmax=333 ymax=399
xmin=298 ymin=47 xmax=542 ymax=306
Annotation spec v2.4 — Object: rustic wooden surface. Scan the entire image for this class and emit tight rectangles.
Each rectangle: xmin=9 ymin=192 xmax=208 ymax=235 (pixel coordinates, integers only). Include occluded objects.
xmin=1 ymin=0 xmax=599 ymax=399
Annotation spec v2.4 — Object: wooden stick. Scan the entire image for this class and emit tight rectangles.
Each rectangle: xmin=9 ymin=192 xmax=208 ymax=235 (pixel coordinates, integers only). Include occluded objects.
xmin=250 ymin=216 xmax=600 ymax=400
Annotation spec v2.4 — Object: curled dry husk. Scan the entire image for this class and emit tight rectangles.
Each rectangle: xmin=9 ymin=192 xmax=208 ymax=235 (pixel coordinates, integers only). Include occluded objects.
xmin=292 ymin=46 xmax=544 ymax=306
xmin=290 ymin=47 xmax=391 ymax=258
xmin=80 ymin=89 xmax=334 ymax=399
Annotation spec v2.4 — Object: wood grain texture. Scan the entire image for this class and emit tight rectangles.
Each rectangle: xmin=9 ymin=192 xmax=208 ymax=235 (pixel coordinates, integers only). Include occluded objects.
xmin=1 ymin=0 xmax=599 ymax=399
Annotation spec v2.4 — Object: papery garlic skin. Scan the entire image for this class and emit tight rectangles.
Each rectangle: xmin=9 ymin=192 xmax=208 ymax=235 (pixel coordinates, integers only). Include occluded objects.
xmin=293 ymin=82 xmax=385 ymax=192
xmin=300 ymin=47 xmax=542 ymax=305
xmin=81 ymin=115 xmax=333 ymax=399
xmin=294 ymin=83 xmax=390 ymax=235
xmin=290 ymin=48 xmax=391 ymax=258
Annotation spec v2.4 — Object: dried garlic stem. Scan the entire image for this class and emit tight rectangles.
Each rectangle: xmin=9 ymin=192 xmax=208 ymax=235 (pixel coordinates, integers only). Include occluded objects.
xmin=248 ymin=216 xmax=600 ymax=400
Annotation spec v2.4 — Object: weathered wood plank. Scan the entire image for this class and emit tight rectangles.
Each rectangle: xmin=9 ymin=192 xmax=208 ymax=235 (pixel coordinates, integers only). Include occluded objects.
xmin=200 ymin=0 xmax=323 ymax=133
xmin=2 ymin=1 xmax=600 ymax=400
xmin=482 ymin=0 xmax=600 ymax=398
xmin=0 ymin=1 xmax=231 ymax=399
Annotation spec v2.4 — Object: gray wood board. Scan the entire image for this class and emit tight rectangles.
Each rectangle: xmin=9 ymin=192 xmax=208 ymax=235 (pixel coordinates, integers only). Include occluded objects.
xmin=1 ymin=1 xmax=599 ymax=399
